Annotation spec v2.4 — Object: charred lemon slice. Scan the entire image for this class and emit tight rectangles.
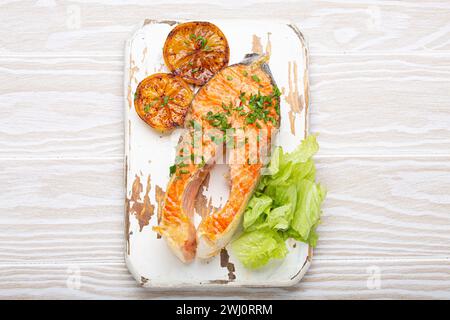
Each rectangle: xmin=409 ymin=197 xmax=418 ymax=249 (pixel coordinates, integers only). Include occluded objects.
xmin=134 ymin=73 xmax=194 ymax=132
xmin=163 ymin=21 xmax=230 ymax=86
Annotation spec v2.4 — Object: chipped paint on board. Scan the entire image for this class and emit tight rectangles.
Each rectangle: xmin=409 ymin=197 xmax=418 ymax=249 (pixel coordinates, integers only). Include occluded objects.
xmin=252 ymin=34 xmax=263 ymax=54
xmin=265 ymin=32 xmax=272 ymax=58
xmin=208 ymin=279 xmax=229 ymax=285
xmin=124 ymin=155 xmax=131 ymax=255
xmin=154 ymin=63 xmax=166 ymax=73
xmin=142 ymin=47 xmax=148 ymax=64
xmin=283 ymin=61 xmax=303 ymax=135
xmin=220 ymin=248 xmax=236 ymax=281
xmin=287 ymin=24 xmax=310 ymax=139
xmin=251 ymin=32 xmax=271 ymax=59
xmin=138 ymin=175 xmax=155 ymax=231
xmin=143 ymin=19 xmax=177 ymax=26
xmin=125 ymin=198 xmax=131 ymax=255
xmin=127 ymin=56 xmax=139 ymax=109
xmin=128 ymin=175 xmax=155 ymax=232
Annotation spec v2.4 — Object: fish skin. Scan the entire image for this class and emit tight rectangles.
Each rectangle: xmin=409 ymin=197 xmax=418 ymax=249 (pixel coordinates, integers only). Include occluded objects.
xmin=154 ymin=54 xmax=280 ymax=262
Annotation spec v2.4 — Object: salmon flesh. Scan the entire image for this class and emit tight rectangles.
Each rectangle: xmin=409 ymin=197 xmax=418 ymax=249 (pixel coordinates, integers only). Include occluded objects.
xmin=153 ymin=54 xmax=280 ymax=262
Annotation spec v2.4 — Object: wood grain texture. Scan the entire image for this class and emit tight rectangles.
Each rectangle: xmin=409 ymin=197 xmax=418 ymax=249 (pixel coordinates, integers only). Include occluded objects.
xmin=310 ymin=54 xmax=450 ymax=155
xmin=0 ymin=159 xmax=124 ymax=263
xmin=1 ymin=0 xmax=450 ymax=299
xmin=2 ymin=54 xmax=449 ymax=157
xmin=1 ymin=1 xmax=450 ymax=55
xmin=1 ymin=157 xmax=448 ymax=264
xmin=315 ymin=157 xmax=450 ymax=260
xmin=0 ymin=259 xmax=448 ymax=299
xmin=0 ymin=56 xmax=123 ymax=157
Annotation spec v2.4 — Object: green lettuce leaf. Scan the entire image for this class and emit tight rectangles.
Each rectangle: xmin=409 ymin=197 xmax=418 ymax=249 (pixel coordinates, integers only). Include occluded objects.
xmin=231 ymin=228 xmax=288 ymax=269
xmin=232 ymin=135 xmax=326 ymax=269
xmin=243 ymin=194 xmax=272 ymax=229
xmin=284 ymin=134 xmax=319 ymax=164
xmin=266 ymin=204 xmax=293 ymax=230
xmin=265 ymin=146 xmax=282 ymax=176
xmin=291 ymin=180 xmax=326 ymax=241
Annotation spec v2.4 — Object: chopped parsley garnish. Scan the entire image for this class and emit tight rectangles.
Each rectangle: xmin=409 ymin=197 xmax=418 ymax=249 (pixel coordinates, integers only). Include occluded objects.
xmin=241 ymin=91 xmax=280 ymax=127
xmin=210 ymin=134 xmax=223 ymax=145
xmin=189 ymin=119 xmax=202 ymax=130
xmin=170 ymin=152 xmax=203 ymax=176
xmin=227 ymin=75 xmax=233 ymax=81
xmin=246 ymin=116 xmax=255 ymax=124
xmin=275 ymin=104 xmax=280 ymax=115
xmin=161 ymin=96 xmax=173 ymax=107
xmin=205 ymin=111 xmax=231 ymax=131
xmin=190 ymin=34 xmax=207 ymax=49
xmin=268 ymin=116 xmax=278 ymax=126
xmin=183 ymin=87 xmax=280 ymax=161
xmin=226 ymin=135 xmax=235 ymax=148
xmin=143 ymin=103 xmax=153 ymax=113
xmin=273 ymin=86 xmax=281 ymax=97
xmin=251 ymin=75 xmax=261 ymax=83
xmin=239 ymin=92 xmax=246 ymax=104
xmin=222 ymin=102 xmax=233 ymax=115
xmin=242 ymin=71 xmax=248 ymax=77
xmin=175 ymin=155 xmax=190 ymax=164
xmin=197 ymin=36 xmax=207 ymax=48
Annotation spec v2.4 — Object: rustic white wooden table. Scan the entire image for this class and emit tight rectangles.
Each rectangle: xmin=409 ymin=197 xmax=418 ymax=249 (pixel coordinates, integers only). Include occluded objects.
xmin=1 ymin=0 xmax=449 ymax=299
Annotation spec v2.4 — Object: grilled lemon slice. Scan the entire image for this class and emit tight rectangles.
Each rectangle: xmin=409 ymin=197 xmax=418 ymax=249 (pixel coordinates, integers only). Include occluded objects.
xmin=134 ymin=73 xmax=194 ymax=132
xmin=163 ymin=21 xmax=230 ymax=86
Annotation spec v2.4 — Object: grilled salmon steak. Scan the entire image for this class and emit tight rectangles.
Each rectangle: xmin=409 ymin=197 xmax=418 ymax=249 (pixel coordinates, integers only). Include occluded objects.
xmin=153 ymin=54 xmax=281 ymax=262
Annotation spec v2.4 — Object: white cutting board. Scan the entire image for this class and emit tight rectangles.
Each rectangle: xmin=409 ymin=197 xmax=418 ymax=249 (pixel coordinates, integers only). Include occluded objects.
xmin=124 ymin=19 xmax=311 ymax=288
